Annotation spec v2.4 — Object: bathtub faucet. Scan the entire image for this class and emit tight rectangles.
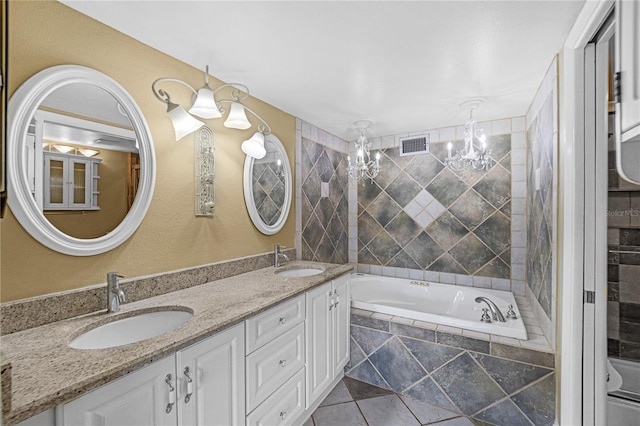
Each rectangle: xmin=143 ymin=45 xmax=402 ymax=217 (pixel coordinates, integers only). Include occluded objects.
xmin=475 ymin=297 xmax=506 ymax=322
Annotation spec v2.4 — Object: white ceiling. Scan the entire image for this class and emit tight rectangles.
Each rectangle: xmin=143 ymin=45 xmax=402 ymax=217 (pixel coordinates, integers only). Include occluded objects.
xmin=60 ymin=0 xmax=585 ymax=141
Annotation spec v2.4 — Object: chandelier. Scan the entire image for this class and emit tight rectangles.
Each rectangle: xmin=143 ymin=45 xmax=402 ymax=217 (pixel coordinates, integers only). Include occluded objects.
xmin=347 ymin=120 xmax=381 ymax=183
xmin=444 ymin=99 xmax=494 ymax=171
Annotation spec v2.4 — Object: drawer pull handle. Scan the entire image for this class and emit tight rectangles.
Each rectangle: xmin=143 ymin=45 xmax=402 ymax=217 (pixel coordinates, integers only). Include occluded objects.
xmin=279 ymin=317 xmax=287 ymax=325
xmin=280 ymin=411 xmax=287 ymax=420
xmin=279 ymin=359 xmax=287 ymax=368
xmin=165 ymin=374 xmax=175 ymax=413
xmin=184 ymin=366 xmax=193 ymax=404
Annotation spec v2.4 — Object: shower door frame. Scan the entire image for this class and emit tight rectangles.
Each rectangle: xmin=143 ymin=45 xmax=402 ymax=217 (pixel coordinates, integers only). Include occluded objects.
xmin=559 ymin=1 xmax=614 ymax=425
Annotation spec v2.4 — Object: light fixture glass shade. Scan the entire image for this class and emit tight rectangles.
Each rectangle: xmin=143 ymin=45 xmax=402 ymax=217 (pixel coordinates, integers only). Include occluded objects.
xmin=167 ymin=101 xmax=205 ymax=141
xmin=188 ymin=84 xmax=222 ymax=119
xmin=224 ymin=102 xmax=251 ymax=130
xmin=53 ymin=144 xmax=74 ymax=153
xmin=78 ymin=148 xmax=100 ymax=157
xmin=241 ymin=132 xmax=266 ymax=159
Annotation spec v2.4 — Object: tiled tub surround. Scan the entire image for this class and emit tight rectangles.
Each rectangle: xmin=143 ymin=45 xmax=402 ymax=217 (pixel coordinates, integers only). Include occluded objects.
xmin=0 ymin=261 xmax=353 ymax=425
xmin=0 ymin=248 xmax=294 ymax=335
xmin=351 ymin=116 xmax=527 ymax=296
xmin=347 ymin=307 xmax=555 ymax=426
xmin=350 ymin=274 xmax=528 ymax=340
xmin=525 ymin=57 xmax=558 ymax=347
xmin=296 ymin=118 xmax=350 ymax=264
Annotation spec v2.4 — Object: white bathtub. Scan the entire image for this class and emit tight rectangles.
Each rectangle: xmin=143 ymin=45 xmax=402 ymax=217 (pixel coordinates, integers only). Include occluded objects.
xmin=350 ymin=274 xmax=528 ymax=340
xmin=607 ymin=357 xmax=640 ymax=425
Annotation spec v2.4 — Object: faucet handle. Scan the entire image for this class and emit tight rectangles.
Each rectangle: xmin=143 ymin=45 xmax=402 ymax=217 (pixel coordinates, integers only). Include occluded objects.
xmin=506 ymin=304 xmax=518 ymax=319
xmin=480 ymin=308 xmax=492 ymax=323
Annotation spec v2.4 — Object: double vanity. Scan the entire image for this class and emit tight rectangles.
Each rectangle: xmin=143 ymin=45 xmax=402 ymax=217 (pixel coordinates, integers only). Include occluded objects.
xmin=1 ymin=261 xmax=353 ymax=426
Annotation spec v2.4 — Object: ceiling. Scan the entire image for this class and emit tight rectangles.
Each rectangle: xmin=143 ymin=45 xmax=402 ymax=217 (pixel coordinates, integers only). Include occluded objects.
xmin=60 ymin=0 xmax=585 ymax=141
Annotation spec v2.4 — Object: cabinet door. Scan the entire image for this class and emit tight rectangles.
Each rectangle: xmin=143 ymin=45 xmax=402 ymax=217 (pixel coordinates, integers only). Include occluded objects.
xmin=44 ymin=154 xmax=67 ymax=209
xmin=615 ymin=0 xmax=640 ymax=184
xmin=60 ymin=356 xmax=176 ymax=426
xmin=305 ymin=282 xmax=332 ymax=407
xmin=177 ymin=323 xmax=245 ymax=426
xmin=332 ymin=275 xmax=351 ymax=378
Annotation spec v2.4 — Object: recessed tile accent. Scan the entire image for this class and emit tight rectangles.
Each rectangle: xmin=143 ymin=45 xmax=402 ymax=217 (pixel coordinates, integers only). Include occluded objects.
xmin=351 ymin=314 xmax=390 ymax=332
xmin=390 ymin=323 xmax=436 ymax=342
xmin=356 ymin=122 xmax=516 ymax=281
xmin=436 ymin=332 xmax=490 ymax=354
xmin=299 ymin=137 xmax=349 ymax=264
xmin=490 ymin=343 xmax=555 ymax=368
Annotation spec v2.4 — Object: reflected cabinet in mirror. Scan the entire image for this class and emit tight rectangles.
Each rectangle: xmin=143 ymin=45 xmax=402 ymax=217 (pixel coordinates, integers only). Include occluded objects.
xmin=7 ymin=65 xmax=156 ymax=255
xmin=243 ymin=135 xmax=292 ymax=235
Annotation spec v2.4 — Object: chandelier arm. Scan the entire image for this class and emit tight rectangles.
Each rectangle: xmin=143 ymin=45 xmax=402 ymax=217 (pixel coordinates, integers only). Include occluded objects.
xmin=212 ymin=83 xmax=250 ymax=101
xmin=151 ymin=77 xmax=198 ymax=103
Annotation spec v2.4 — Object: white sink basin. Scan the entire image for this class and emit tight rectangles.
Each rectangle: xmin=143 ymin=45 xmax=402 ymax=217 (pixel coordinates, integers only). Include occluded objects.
xmin=276 ymin=268 xmax=324 ymax=278
xmin=69 ymin=309 xmax=193 ymax=350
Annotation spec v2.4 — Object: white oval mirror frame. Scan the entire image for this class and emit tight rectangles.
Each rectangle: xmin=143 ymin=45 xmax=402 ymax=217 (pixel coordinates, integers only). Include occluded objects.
xmin=242 ymin=134 xmax=292 ymax=235
xmin=7 ymin=65 xmax=156 ymax=256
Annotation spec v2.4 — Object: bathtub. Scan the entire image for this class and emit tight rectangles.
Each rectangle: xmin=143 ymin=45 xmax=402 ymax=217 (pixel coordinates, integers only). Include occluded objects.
xmin=607 ymin=357 xmax=640 ymax=425
xmin=350 ymin=274 xmax=528 ymax=340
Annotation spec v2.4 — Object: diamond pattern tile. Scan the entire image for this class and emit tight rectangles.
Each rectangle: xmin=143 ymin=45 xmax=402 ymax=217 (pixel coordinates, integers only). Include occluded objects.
xmin=354 ymin=125 xmax=514 ymax=279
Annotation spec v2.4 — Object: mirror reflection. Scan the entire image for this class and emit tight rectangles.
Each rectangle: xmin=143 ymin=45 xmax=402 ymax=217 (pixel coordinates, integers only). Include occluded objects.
xmin=26 ymin=83 xmax=139 ymax=239
xmin=251 ymin=140 xmax=286 ymax=226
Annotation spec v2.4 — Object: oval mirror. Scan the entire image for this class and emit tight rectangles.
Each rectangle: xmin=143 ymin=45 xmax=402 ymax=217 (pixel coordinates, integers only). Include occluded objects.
xmin=7 ymin=65 xmax=156 ymax=256
xmin=243 ymin=134 xmax=292 ymax=235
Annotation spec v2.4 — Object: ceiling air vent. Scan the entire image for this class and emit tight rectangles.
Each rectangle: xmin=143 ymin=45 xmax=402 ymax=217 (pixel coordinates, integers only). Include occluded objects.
xmin=398 ymin=134 xmax=430 ymax=156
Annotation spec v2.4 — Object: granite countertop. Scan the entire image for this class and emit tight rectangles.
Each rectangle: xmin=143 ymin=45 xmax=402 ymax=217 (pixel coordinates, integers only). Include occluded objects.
xmin=0 ymin=261 xmax=353 ymax=425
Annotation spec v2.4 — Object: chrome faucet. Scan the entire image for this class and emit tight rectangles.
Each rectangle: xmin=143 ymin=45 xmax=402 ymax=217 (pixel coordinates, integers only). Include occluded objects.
xmin=274 ymin=245 xmax=289 ymax=268
xmin=475 ymin=297 xmax=506 ymax=322
xmin=107 ymin=272 xmax=126 ymax=313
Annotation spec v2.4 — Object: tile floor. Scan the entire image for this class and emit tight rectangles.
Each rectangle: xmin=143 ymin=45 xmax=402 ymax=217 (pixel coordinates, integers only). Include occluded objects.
xmin=304 ymin=376 xmax=482 ymax=426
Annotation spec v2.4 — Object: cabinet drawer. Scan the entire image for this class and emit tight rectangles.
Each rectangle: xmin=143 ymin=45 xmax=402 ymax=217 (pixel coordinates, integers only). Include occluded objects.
xmin=246 ymin=294 xmax=305 ymax=354
xmin=246 ymin=322 xmax=305 ymax=412
xmin=246 ymin=368 xmax=306 ymax=426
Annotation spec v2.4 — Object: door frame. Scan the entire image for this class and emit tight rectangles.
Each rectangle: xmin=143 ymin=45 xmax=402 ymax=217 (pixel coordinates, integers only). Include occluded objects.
xmin=558 ymin=1 xmax=614 ymax=425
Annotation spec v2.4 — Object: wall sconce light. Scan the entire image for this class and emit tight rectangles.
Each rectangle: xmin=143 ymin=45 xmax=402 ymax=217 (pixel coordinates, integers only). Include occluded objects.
xmin=444 ymin=99 xmax=494 ymax=171
xmin=152 ymin=65 xmax=272 ymax=157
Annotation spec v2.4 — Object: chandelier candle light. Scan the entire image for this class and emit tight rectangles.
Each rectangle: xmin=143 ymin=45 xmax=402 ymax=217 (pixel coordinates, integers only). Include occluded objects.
xmin=445 ymin=99 xmax=494 ymax=171
xmin=347 ymin=120 xmax=381 ymax=184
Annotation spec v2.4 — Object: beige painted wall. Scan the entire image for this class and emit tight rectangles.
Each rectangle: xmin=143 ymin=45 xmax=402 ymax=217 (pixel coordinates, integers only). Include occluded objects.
xmin=0 ymin=1 xmax=296 ymax=302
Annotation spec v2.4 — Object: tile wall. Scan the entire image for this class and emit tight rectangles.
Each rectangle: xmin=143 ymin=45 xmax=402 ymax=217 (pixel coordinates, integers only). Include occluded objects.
xmin=607 ymin=147 xmax=640 ymax=361
xmin=525 ymin=57 xmax=558 ymax=345
xmin=346 ymin=309 xmax=556 ymax=425
xmin=295 ymin=119 xmax=350 ymax=263
xmin=352 ymin=118 xmax=527 ymax=295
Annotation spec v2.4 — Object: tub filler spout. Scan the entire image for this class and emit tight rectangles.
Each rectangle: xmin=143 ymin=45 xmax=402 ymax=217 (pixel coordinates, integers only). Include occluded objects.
xmin=475 ymin=297 xmax=506 ymax=322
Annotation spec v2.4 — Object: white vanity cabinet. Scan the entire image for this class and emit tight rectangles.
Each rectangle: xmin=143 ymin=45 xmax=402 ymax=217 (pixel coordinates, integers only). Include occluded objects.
xmin=60 ymin=355 xmax=176 ymax=426
xmin=305 ymin=274 xmax=350 ymax=408
xmin=245 ymin=295 xmax=307 ymax=426
xmin=176 ymin=323 xmax=245 ymax=426
xmin=58 ymin=323 xmax=245 ymax=426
